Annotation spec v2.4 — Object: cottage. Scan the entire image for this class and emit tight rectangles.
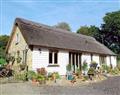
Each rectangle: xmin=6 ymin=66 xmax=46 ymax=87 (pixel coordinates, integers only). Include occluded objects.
xmin=6 ymin=18 xmax=117 ymax=75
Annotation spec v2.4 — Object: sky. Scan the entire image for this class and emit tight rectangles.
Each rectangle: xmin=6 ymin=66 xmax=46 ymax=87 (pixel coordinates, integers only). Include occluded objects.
xmin=0 ymin=0 xmax=120 ymax=35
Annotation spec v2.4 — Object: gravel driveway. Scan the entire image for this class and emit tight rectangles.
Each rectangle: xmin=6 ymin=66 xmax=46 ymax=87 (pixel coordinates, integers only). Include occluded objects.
xmin=0 ymin=76 xmax=120 ymax=95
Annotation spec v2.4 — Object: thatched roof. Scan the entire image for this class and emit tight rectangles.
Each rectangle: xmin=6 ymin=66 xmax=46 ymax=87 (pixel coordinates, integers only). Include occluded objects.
xmin=8 ymin=18 xmax=115 ymax=55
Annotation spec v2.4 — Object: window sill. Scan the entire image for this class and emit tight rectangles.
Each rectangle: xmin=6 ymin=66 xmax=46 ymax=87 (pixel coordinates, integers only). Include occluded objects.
xmin=47 ymin=64 xmax=59 ymax=67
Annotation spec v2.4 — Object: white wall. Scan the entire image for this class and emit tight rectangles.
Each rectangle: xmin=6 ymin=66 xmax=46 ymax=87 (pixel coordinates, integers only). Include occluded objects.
xmin=32 ymin=46 xmax=117 ymax=75
xmin=81 ymin=53 xmax=91 ymax=68
xmin=106 ymin=56 xmax=110 ymax=66
xmin=92 ymin=55 xmax=100 ymax=67
xmin=32 ymin=47 xmax=49 ymax=71
xmin=111 ymin=56 xmax=117 ymax=68
xmin=106 ymin=56 xmax=117 ymax=68
xmin=32 ymin=46 xmax=69 ymax=75
xmin=47 ymin=50 xmax=69 ymax=75
xmin=81 ymin=54 xmax=100 ymax=68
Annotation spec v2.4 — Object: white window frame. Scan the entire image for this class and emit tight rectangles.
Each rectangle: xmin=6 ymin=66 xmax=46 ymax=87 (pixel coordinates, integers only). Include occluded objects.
xmin=49 ymin=50 xmax=58 ymax=65
xmin=16 ymin=33 xmax=20 ymax=44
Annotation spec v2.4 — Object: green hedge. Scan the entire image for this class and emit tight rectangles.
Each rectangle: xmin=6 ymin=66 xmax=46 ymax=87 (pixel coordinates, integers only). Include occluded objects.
xmin=0 ymin=58 xmax=6 ymax=65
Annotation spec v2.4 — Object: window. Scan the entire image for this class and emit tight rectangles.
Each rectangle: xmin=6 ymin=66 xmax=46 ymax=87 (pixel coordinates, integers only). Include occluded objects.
xmin=91 ymin=54 xmax=93 ymax=61
xmin=49 ymin=52 xmax=52 ymax=64
xmin=16 ymin=33 xmax=20 ymax=44
xmin=69 ymin=52 xmax=82 ymax=72
xmin=54 ymin=52 xmax=58 ymax=64
xmin=99 ymin=56 xmax=106 ymax=64
xmin=49 ymin=50 xmax=58 ymax=64
xmin=22 ymin=50 xmax=26 ymax=64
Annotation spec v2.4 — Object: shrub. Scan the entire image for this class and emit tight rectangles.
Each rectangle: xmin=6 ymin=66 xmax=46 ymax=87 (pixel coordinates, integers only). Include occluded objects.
xmin=27 ymin=70 xmax=37 ymax=80
xmin=76 ymin=68 xmax=82 ymax=78
xmin=6 ymin=54 xmax=15 ymax=63
xmin=54 ymin=72 xmax=61 ymax=79
xmin=37 ymin=68 xmax=47 ymax=76
xmin=76 ymin=68 xmax=81 ymax=74
xmin=0 ymin=58 xmax=6 ymax=66
xmin=14 ymin=71 xmax=27 ymax=81
xmin=52 ymin=72 xmax=61 ymax=80
xmin=110 ymin=67 xmax=120 ymax=75
xmin=90 ymin=61 xmax=98 ymax=69
xmin=66 ymin=64 xmax=72 ymax=71
xmin=82 ymin=60 xmax=88 ymax=71
xmin=37 ymin=74 xmax=46 ymax=81
xmin=82 ymin=76 xmax=89 ymax=81
xmin=87 ymin=67 xmax=95 ymax=75
xmin=101 ymin=64 xmax=111 ymax=73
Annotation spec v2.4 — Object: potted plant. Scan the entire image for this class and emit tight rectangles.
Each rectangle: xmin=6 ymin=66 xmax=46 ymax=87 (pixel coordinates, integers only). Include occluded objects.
xmin=82 ymin=60 xmax=88 ymax=75
xmin=47 ymin=72 xmax=52 ymax=80
xmin=66 ymin=64 xmax=72 ymax=71
xmin=37 ymin=74 xmax=46 ymax=84
xmin=54 ymin=72 xmax=61 ymax=83
xmin=76 ymin=68 xmax=82 ymax=78
xmin=20 ymin=64 xmax=26 ymax=71
xmin=66 ymin=64 xmax=73 ymax=80
xmin=27 ymin=70 xmax=36 ymax=80
xmin=90 ymin=61 xmax=98 ymax=69
xmin=101 ymin=64 xmax=109 ymax=73
xmin=87 ymin=67 xmax=95 ymax=80
xmin=37 ymin=68 xmax=47 ymax=76
xmin=27 ymin=71 xmax=37 ymax=83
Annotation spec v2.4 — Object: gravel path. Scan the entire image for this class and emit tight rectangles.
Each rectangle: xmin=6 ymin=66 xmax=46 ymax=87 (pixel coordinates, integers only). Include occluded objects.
xmin=0 ymin=76 xmax=120 ymax=95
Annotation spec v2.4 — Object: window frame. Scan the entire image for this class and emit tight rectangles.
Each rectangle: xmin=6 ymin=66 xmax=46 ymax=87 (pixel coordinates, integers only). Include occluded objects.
xmin=48 ymin=50 xmax=58 ymax=65
xmin=99 ymin=55 xmax=106 ymax=64
xmin=15 ymin=33 xmax=20 ymax=45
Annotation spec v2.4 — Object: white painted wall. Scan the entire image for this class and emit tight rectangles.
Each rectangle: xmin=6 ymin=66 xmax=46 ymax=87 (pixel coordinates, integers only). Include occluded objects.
xmin=106 ymin=56 xmax=110 ymax=66
xmin=106 ymin=56 xmax=117 ymax=68
xmin=47 ymin=50 xmax=69 ymax=75
xmin=81 ymin=53 xmax=91 ymax=68
xmin=32 ymin=46 xmax=69 ymax=75
xmin=92 ymin=55 xmax=100 ymax=67
xmin=32 ymin=46 xmax=117 ymax=75
xmin=32 ymin=47 xmax=49 ymax=71
xmin=111 ymin=56 xmax=117 ymax=68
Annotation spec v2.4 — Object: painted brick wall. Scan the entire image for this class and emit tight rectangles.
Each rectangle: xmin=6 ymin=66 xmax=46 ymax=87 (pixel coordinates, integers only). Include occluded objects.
xmin=32 ymin=47 xmax=69 ymax=75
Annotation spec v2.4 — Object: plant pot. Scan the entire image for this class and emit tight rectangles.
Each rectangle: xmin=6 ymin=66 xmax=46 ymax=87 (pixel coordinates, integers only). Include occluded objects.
xmin=20 ymin=64 xmax=26 ymax=71
xmin=32 ymin=79 xmax=38 ymax=85
xmin=32 ymin=79 xmax=37 ymax=82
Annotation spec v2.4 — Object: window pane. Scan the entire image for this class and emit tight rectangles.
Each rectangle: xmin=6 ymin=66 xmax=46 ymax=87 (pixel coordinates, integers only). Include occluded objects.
xmin=75 ymin=54 xmax=77 ymax=67
xmin=49 ymin=52 xmax=52 ymax=64
xmin=100 ymin=56 xmax=106 ymax=64
xmin=54 ymin=52 xmax=58 ymax=64
xmin=69 ymin=52 xmax=71 ymax=64
xmin=79 ymin=54 xmax=82 ymax=70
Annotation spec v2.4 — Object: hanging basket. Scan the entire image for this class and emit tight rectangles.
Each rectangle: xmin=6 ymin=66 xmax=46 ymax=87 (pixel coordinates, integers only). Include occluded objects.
xmin=20 ymin=64 xmax=26 ymax=70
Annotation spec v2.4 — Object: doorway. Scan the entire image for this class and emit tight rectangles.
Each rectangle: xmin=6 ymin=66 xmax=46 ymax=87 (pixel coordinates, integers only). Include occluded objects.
xmin=69 ymin=52 xmax=81 ymax=72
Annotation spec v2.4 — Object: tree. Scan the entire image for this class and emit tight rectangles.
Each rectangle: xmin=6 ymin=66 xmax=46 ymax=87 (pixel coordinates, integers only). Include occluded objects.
xmin=98 ymin=10 xmax=120 ymax=54
xmin=0 ymin=35 xmax=9 ymax=50
xmin=77 ymin=26 xmax=89 ymax=35
xmin=53 ymin=22 xmax=71 ymax=31
xmin=0 ymin=35 xmax=9 ymax=65
xmin=77 ymin=10 xmax=120 ymax=55
xmin=77 ymin=25 xmax=99 ymax=37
